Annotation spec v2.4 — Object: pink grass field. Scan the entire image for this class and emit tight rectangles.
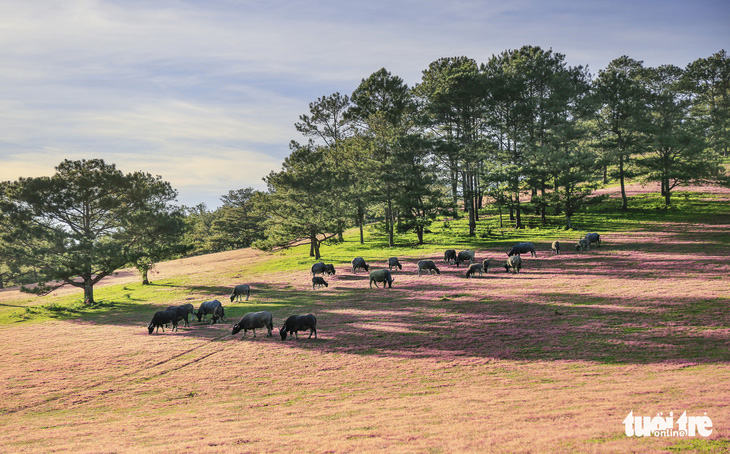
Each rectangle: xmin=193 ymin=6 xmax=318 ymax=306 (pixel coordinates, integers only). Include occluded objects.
xmin=1 ymin=190 xmax=729 ymax=453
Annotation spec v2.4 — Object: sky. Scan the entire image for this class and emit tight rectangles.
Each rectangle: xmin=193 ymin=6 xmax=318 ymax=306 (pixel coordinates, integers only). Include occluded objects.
xmin=1 ymin=0 xmax=728 ymax=209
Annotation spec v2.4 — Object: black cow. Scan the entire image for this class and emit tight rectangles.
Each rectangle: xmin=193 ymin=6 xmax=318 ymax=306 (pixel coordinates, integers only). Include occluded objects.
xmin=166 ymin=304 xmax=194 ymax=328
xmin=312 ymin=276 xmax=328 ymax=289
xmin=444 ymin=249 xmax=457 ymax=264
xmin=352 ymin=257 xmax=370 ymax=274
xmin=507 ymin=242 xmax=536 ymax=257
xmin=311 ymin=262 xmax=326 ymax=276
xmin=280 ymin=314 xmax=318 ymax=340
xmin=148 ymin=310 xmax=178 ymax=334
xmin=196 ymin=299 xmax=225 ymax=324
xmin=455 ymin=250 xmax=475 ymax=267
xmin=388 ymin=257 xmax=403 ymax=270
xmin=369 ymin=269 xmax=394 ymax=288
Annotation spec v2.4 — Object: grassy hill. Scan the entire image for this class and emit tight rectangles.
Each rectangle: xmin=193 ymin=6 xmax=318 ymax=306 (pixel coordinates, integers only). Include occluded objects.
xmin=0 ymin=186 xmax=728 ymax=453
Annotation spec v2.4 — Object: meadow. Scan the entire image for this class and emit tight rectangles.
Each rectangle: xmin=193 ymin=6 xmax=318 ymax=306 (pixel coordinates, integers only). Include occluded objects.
xmin=0 ymin=186 xmax=728 ymax=453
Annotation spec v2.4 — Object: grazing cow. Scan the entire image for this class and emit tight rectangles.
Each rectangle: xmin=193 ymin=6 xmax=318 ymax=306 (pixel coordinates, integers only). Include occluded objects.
xmin=352 ymin=257 xmax=370 ymax=274
xmin=230 ymin=284 xmax=251 ymax=302
xmin=465 ymin=259 xmax=490 ymax=278
xmin=585 ymin=233 xmax=601 ymax=247
xmin=504 ymin=255 xmax=522 ymax=274
xmin=455 ymin=250 xmax=475 ymax=267
xmin=575 ymin=238 xmax=590 ymax=251
xmin=552 ymin=241 xmax=560 ymax=255
xmin=312 ymin=276 xmax=328 ymax=289
xmin=465 ymin=263 xmax=483 ymax=278
xmin=311 ymin=262 xmax=326 ymax=276
xmin=196 ymin=299 xmax=225 ymax=324
xmin=369 ymin=269 xmax=395 ymax=288
xmin=166 ymin=304 xmax=194 ymax=328
xmin=388 ymin=257 xmax=403 ymax=271
xmin=324 ymin=264 xmax=336 ymax=276
xmin=444 ymin=249 xmax=457 ymax=264
xmin=417 ymin=260 xmax=441 ymax=276
xmin=280 ymin=314 xmax=318 ymax=340
xmin=148 ymin=309 xmax=178 ymax=334
xmin=507 ymin=242 xmax=536 ymax=257
xmin=231 ymin=311 xmax=273 ymax=339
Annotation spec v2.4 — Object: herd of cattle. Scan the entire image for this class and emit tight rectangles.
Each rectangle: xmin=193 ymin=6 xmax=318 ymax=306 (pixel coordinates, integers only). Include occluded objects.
xmin=147 ymin=233 xmax=601 ymax=338
xmin=147 ymin=283 xmax=317 ymax=340
xmin=148 ymin=298 xmax=317 ymax=341
xmin=311 ymin=232 xmax=602 ymax=288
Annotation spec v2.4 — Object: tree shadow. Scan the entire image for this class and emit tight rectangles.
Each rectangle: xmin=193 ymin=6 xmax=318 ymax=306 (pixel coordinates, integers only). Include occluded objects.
xmin=82 ymin=278 xmax=730 ymax=365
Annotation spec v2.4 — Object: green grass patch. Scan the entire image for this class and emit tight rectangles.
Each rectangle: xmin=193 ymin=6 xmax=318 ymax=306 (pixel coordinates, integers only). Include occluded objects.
xmin=586 ymin=432 xmax=626 ymax=444
xmin=667 ymin=438 xmax=730 ymax=453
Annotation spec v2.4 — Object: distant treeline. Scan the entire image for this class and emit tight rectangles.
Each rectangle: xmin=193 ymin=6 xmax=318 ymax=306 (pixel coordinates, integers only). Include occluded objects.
xmin=183 ymin=46 xmax=729 ymax=259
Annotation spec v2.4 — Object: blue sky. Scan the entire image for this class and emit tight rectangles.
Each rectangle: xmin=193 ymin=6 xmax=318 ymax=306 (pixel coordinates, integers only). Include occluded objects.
xmin=1 ymin=0 xmax=728 ymax=208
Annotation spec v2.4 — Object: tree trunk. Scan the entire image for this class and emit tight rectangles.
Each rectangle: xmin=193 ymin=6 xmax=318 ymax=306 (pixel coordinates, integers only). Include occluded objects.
xmin=472 ymin=164 xmax=482 ymax=222
xmin=619 ymin=154 xmax=628 ymax=211
xmin=416 ymin=226 xmax=424 ymax=245
xmin=84 ymin=280 xmax=95 ymax=305
xmin=465 ymin=170 xmax=476 ymax=237
xmin=310 ymin=229 xmax=320 ymax=259
xmin=311 ymin=232 xmax=321 ymax=260
xmin=450 ymin=159 xmax=459 ymax=212
xmin=386 ymin=196 xmax=394 ymax=248
xmin=141 ymin=267 xmax=150 ymax=285
xmin=539 ymin=181 xmax=546 ymax=224
xmin=513 ymin=181 xmax=522 ymax=229
xmin=357 ymin=202 xmax=365 ymax=244
xmin=564 ymin=189 xmax=573 ymax=230
xmin=664 ymin=177 xmax=671 ymax=207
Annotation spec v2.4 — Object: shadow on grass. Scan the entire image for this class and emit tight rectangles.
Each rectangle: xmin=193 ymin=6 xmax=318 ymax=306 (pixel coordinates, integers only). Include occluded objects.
xmin=186 ymin=285 xmax=232 ymax=295
xmin=305 ymin=291 xmax=730 ymax=365
xmin=72 ymin=278 xmax=730 ymax=365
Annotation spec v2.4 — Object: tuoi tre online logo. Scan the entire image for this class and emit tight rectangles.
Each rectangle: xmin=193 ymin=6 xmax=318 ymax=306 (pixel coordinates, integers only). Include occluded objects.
xmin=623 ymin=411 xmax=713 ymax=437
